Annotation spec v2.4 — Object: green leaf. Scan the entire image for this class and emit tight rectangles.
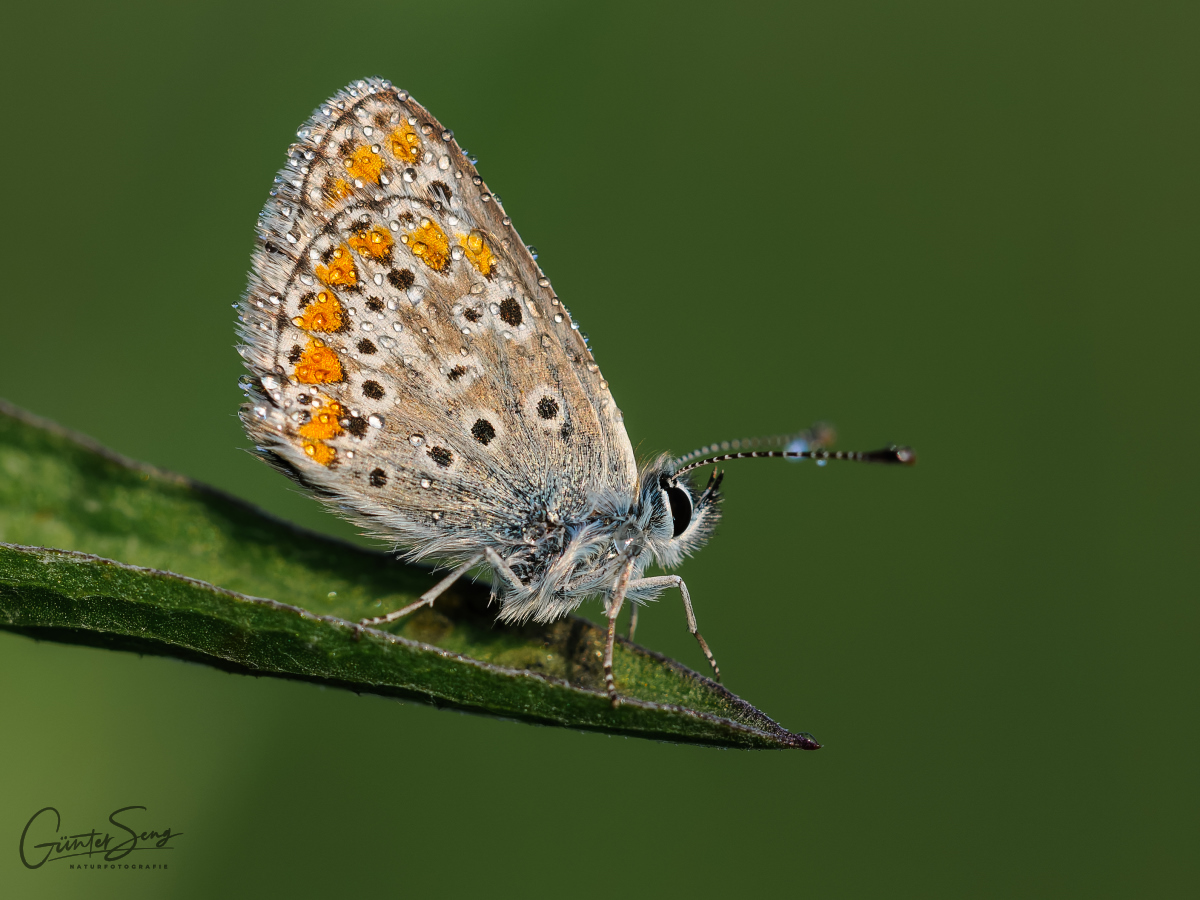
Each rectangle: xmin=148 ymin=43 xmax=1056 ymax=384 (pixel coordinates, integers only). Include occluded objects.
xmin=0 ymin=400 xmax=818 ymax=750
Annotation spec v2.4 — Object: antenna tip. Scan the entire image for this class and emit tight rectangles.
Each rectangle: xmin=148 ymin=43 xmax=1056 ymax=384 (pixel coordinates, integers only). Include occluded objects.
xmin=863 ymin=445 xmax=917 ymax=465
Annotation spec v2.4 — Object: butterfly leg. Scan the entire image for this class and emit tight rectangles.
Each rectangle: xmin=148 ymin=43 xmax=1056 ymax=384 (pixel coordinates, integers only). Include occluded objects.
xmin=626 ymin=576 xmax=721 ymax=682
xmin=603 ymin=558 xmax=637 ymax=708
xmin=359 ymin=551 xmax=485 ymax=628
xmin=482 ymin=547 xmax=524 ymax=593
xmin=626 ymin=602 xmax=639 ymax=642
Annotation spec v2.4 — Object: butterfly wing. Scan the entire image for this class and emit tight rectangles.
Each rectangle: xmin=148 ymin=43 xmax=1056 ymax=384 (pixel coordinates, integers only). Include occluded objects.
xmin=237 ymin=78 xmax=637 ymax=558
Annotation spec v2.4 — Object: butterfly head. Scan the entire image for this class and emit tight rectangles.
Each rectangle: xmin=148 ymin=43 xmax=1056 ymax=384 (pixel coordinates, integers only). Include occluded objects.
xmin=637 ymin=456 xmax=724 ymax=570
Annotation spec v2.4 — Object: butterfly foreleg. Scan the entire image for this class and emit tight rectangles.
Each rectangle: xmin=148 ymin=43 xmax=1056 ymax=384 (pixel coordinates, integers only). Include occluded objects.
xmin=626 ymin=575 xmax=721 ymax=683
xmin=603 ymin=557 xmax=637 ymax=708
xmin=482 ymin=546 xmax=524 ymax=594
xmin=358 ymin=551 xmax=486 ymax=628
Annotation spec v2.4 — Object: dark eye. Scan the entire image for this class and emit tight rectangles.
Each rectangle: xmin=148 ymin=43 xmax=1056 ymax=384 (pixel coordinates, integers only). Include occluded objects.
xmin=666 ymin=486 xmax=693 ymax=537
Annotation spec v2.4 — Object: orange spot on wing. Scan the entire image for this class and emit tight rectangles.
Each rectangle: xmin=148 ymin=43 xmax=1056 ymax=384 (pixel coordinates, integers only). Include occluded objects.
xmin=403 ymin=219 xmax=450 ymax=271
xmin=303 ymin=440 xmax=337 ymax=466
xmin=460 ymin=230 xmax=495 ymax=277
xmin=387 ymin=122 xmax=422 ymax=164
xmin=299 ymin=400 xmax=345 ymax=440
xmin=294 ymin=340 xmax=343 ymax=384
xmin=346 ymin=145 xmax=383 ymax=183
xmin=315 ymin=245 xmax=357 ymax=287
xmin=349 ymin=227 xmax=394 ymax=260
xmin=293 ymin=291 xmax=345 ymax=332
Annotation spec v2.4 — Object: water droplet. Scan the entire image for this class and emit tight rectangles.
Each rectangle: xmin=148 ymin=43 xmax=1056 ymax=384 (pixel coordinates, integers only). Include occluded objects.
xmin=451 ymin=246 xmax=465 ymax=260
xmin=361 ymin=322 xmax=374 ymax=331
xmin=537 ymin=277 xmax=550 ymax=288
xmin=785 ymin=438 xmax=810 ymax=464
xmin=407 ymin=285 xmax=425 ymax=305
xmin=368 ymin=414 xmax=385 ymax=428
xmin=489 ymin=302 xmax=500 ymax=314
xmin=553 ymin=313 xmax=563 ymax=323
xmin=438 ymin=155 xmax=451 ymax=171
xmin=441 ymin=130 xmax=453 ymax=141
xmin=540 ymin=335 xmax=552 ymax=348
xmin=420 ymin=478 xmax=432 ymax=488
xmin=432 ymin=512 xmax=442 ymax=520
xmin=403 ymin=167 xmax=417 ymax=182
xmin=502 ymin=216 xmax=512 ymax=226
xmin=526 ymin=245 xmax=538 ymax=259
xmin=392 ymin=322 xmax=403 ymax=332
xmin=409 ymin=433 xmax=425 ymax=446
xmin=502 ymin=330 xmax=513 ymax=340
xmin=412 ymin=241 xmax=427 ymax=256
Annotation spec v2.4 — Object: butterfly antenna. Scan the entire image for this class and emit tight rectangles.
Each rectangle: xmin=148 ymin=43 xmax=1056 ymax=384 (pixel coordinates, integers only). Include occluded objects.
xmin=676 ymin=445 xmax=915 ymax=476
xmin=674 ymin=422 xmax=915 ymax=477
xmin=673 ymin=422 xmax=837 ymax=469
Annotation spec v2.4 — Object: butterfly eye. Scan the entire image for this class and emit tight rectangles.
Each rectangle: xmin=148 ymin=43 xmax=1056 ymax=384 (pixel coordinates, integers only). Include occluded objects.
xmin=666 ymin=485 xmax=693 ymax=537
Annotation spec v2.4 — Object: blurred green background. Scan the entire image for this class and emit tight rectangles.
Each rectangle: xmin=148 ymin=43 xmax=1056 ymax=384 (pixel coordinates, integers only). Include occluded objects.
xmin=1 ymin=0 xmax=1196 ymax=896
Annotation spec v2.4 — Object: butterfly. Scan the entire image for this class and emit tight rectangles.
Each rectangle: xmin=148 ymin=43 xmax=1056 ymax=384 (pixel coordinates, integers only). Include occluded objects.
xmin=236 ymin=78 xmax=914 ymax=706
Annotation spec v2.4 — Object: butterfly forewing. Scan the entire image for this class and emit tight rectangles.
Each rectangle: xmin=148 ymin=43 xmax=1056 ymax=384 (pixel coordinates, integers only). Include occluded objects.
xmin=238 ymin=78 xmax=637 ymax=554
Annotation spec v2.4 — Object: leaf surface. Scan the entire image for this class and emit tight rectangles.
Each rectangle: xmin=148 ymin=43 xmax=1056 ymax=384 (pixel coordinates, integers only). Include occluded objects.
xmin=0 ymin=400 xmax=819 ymax=750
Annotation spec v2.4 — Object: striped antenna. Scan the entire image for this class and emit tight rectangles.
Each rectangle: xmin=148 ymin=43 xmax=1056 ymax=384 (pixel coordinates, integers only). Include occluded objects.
xmin=673 ymin=422 xmax=836 ymax=469
xmin=675 ymin=444 xmax=916 ymax=477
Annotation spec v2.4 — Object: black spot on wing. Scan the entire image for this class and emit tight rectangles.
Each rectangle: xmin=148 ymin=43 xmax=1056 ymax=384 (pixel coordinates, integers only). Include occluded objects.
xmin=472 ymin=419 xmax=496 ymax=445
xmin=499 ymin=297 xmax=522 ymax=327
xmin=388 ymin=268 xmax=415 ymax=290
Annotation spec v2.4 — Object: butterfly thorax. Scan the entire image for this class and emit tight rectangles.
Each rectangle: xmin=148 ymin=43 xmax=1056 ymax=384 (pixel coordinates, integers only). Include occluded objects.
xmin=489 ymin=456 xmax=721 ymax=624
